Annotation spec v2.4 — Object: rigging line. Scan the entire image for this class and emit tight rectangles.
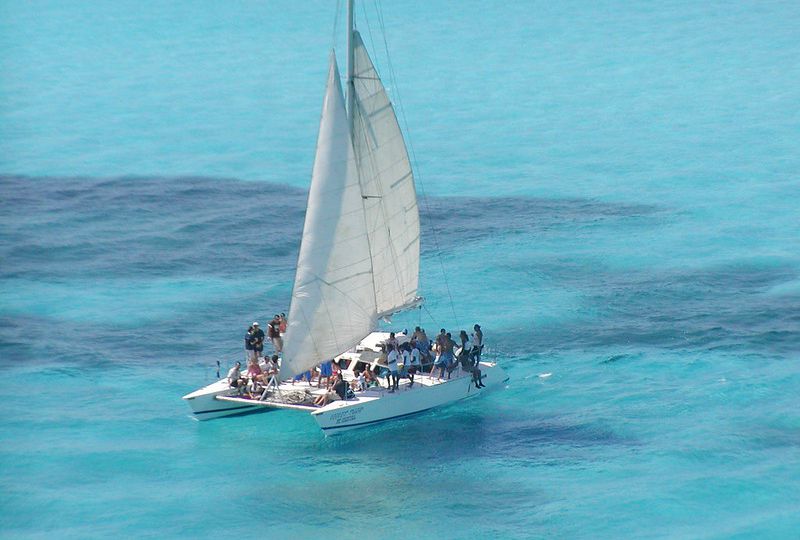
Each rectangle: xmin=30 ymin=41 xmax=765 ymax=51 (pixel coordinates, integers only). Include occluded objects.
xmin=373 ymin=0 xmax=460 ymax=328
xmin=422 ymin=303 xmax=438 ymax=328
xmin=361 ymin=1 xmax=380 ymax=74
xmin=331 ymin=0 xmax=342 ymax=51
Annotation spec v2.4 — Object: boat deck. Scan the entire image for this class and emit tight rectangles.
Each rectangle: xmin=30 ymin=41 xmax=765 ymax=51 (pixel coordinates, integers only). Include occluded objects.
xmin=214 ymin=369 xmax=473 ymax=413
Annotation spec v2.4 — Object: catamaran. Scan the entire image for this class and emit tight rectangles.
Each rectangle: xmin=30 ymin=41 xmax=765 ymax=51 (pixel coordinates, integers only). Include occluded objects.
xmin=182 ymin=0 xmax=508 ymax=434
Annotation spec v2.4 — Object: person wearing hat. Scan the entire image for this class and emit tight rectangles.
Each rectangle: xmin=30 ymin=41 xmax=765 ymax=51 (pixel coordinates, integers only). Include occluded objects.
xmin=251 ymin=322 xmax=265 ymax=360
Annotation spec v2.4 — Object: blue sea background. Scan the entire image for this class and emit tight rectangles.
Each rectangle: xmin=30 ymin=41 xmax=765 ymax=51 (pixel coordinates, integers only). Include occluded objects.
xmin=1 ymin=0 xmax=799 ymax=538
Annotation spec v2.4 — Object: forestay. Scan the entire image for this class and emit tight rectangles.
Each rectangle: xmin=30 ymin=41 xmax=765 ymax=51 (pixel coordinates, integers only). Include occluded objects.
xmin=351 ymin=31 xmax=421 ymax=318
xmin=281 ymin=55 xmax=377 ymax=381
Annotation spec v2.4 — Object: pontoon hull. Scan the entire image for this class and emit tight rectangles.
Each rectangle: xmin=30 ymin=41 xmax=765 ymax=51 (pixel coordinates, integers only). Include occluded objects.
xmin=312 ymin=362 xmax=508 ymax=435
xmin=182 ymin=380 xmax=261 ymax=420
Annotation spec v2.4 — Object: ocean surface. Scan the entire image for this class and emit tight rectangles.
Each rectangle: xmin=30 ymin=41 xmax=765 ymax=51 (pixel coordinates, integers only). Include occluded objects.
xmin=1 ymin=1 xmax=799 ymax=538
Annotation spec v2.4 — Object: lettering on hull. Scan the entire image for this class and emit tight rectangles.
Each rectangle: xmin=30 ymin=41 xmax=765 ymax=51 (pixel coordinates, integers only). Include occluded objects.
xmin=327 ymin=405 xmax=365 ymax=426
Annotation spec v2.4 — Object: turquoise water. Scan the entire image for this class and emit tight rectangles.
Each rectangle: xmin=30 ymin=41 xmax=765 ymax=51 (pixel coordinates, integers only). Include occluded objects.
xmin=2 ymin=1 xmax=799 ymax=538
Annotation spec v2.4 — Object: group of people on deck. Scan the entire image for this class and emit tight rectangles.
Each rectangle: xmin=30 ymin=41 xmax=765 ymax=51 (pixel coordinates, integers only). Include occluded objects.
xmin=227 ymin=353 xmax=281 ymax=398
xmin=244 ymin=314 xmax=286 ymax=360
xmin=229 ymin=315 xmax=486 ymax=403
xmin=412 ymin=324 xmax=485 ymax=388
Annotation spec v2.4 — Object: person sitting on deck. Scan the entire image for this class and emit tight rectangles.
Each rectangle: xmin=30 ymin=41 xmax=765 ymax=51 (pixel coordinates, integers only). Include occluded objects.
xmin=313 ymin=373 xmax=347 ymax=407
xmin=243 ymin=360 xmax=263 ymax=397
xmin=256 ymin=355 xmax=278 ymax=387
xmin=227 ymin=361 xmax=243 ymax=390
xmin=247 ymin=358 xmax=262 ymax=379
xmin=472 ymin=364 xmax=485 ymax=388
xmin=350 ymin=370 xmax=367 ymax=392
xmin=363 ymin=366 xmax=378 ymax=387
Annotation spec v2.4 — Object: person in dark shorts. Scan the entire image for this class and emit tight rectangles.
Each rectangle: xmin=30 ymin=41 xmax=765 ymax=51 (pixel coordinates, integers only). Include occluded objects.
xmin=244 ymin=325 xmax=255 ymax=361
xmin=268 ymin=315 xmax=283 ymax=353
xmin=251 ymin=322 xmax=265 ymax=360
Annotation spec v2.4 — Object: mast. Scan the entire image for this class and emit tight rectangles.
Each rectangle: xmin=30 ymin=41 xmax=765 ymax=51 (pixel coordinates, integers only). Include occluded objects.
xmin=346 ymin=0 xmax=355 ymax=131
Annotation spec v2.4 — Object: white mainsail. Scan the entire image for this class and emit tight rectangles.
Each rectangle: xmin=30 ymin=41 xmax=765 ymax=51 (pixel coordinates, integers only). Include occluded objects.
xmin=351 ymin=31 xmax=421 ymax=317
xmin=281 ymin=55 xmax=377 ymax=381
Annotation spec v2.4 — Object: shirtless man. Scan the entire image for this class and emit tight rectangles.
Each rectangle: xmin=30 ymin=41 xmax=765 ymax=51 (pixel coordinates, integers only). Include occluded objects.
xmin=470 ymin=324 xmax=483 ymax=363
xmin=433 ymin=329 xmax=449 ymax=379
xmin=471 ymin=324 xmax=485 ymax=388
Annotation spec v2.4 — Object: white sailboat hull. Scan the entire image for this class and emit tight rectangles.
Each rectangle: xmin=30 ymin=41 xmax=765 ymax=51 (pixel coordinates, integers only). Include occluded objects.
xmin=182 ymin=380 xmax=262 ymax=420
xmin=312 ymin=362 xmax=508 ymax=435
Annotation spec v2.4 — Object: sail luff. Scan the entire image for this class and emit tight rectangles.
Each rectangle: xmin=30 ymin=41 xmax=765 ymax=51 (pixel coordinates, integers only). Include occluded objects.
xmin=280 ymin=54 xmax=377 ymax=381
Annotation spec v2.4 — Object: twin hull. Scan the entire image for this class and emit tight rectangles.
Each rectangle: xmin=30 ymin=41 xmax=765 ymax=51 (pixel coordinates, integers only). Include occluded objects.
xmin=183 ymin=362 xmax=508 ymax=434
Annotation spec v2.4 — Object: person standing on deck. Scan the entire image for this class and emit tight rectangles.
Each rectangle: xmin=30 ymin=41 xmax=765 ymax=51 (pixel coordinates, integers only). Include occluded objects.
xmin=251 ymin=322 xmax=265 ymax=360
xmin=470 ymin=324 xmax=485 ymax=388
xmin=402 ymin=341 xmax=419 ymax=387
xmin=432 ymin=329 xmax=449 ymax=380
xmin=385 ymin=331 xmax=398 ymax=350
xmin=457 ymin=330 xmax=471 ymax=369
xmin=244 ymin=325 xmax=255 ymax=362
xmin=470 ymin=324 xmax=483 ymax=363
xmin=268 ymin=315 xmax=283 ymax=353
xmin=386 ymin=344 xmax=400 ymax=392
xmin=278 ymin=313 xmax=288 ymax=334
xmin=444 ymin=332 xmax=457 ymax=379
xmin=414 ymin=327 xmax=430 ymax=359
xmin=318 ymin=360 xmax=333 ymax=388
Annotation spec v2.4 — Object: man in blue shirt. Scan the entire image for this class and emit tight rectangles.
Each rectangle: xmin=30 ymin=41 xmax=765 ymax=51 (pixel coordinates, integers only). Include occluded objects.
xmin=244 ymin=325 xmax=255 ymax=362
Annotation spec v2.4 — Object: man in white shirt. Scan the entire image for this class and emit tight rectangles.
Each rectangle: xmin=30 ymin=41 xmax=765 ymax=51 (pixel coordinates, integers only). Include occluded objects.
xmin=386 ymin=345 xmax=400 ymax=392
xmin=403 ymin=342 xmax=420 ymax=387
xmin=227 ymin=361 xmax=243 ymax=390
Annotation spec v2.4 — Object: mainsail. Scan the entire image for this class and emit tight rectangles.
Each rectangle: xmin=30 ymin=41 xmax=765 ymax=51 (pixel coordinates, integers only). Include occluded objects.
xmin=351 ymin=31 xmax=421 ymax=317
xmin=281 ymin=31 xmax=422 ymax=380
xmin=281 ymin=55 xmax=377 ymax=381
